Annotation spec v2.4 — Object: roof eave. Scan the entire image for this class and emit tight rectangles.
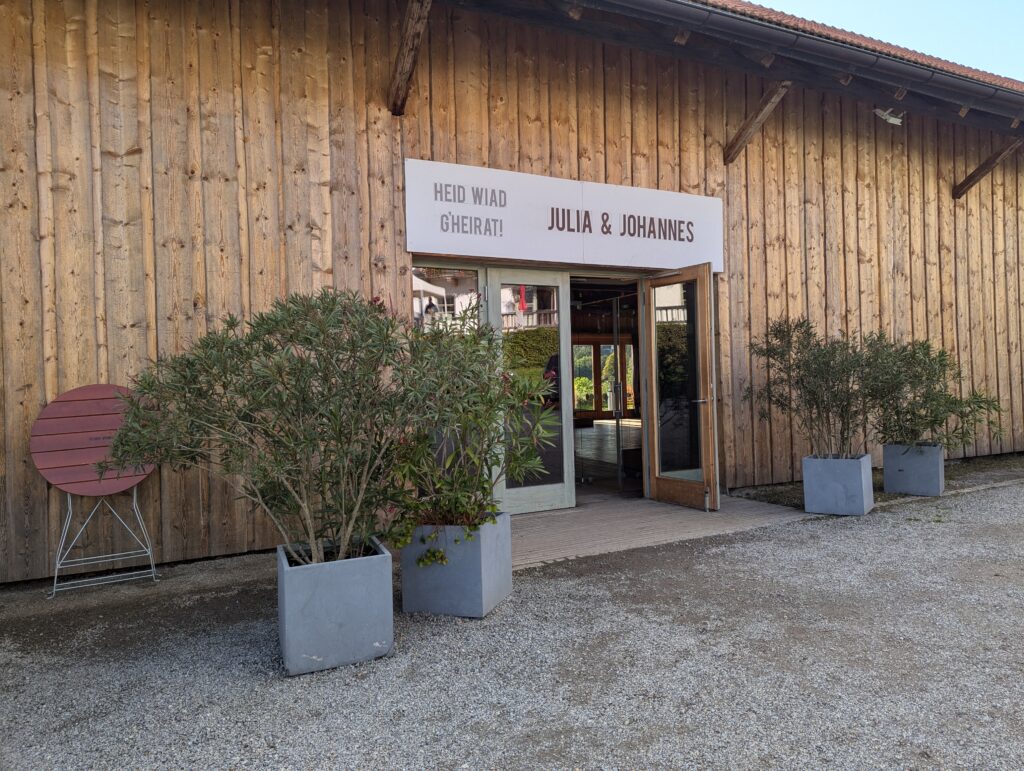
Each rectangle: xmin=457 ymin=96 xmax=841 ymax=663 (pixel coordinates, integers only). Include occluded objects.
xmin=589 ymin=0 xmax=1024 ymax=124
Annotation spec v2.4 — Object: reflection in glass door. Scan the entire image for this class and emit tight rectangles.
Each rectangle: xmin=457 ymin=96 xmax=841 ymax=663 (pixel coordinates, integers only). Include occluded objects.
xmin=487 ymin=269 xmax=575 ymax=514
xmin=653 ymin=282 xmax=702 ymax=481
xmin=640 ymin=264 xmax=719 ymax=510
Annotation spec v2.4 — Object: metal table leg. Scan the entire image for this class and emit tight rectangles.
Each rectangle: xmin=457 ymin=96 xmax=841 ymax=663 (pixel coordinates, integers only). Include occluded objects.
xmin=48 ymin=487 xmax=159 ymax=597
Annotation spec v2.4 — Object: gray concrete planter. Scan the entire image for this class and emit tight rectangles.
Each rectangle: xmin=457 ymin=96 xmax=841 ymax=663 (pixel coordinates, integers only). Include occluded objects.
xmin=802 ymin=454 xmax=874 ymax=516
xmin=276 ymin=538 xmax=393 ymax=676
xmin=401 ymin=512 xmax=512 ymax=618
xmin=883 ymin=443 xmax=945 ymax=496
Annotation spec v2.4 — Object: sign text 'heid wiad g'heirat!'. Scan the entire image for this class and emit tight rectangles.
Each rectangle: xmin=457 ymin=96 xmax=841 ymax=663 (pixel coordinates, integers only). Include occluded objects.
xmin=404 ymin=159 xmax=724 ymax=272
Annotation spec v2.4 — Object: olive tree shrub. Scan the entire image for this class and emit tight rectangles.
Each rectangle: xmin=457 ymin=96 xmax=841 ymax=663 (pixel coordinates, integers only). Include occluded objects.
xmin=107 ymin=290 xmax=424 ymax=565
xmin=862 ymin=335 xmax=1001 ymax=448
xmin=746 ymin=318 xmax=873 ymax=458
xmin=395 ymin=306 xmax=556 ymax=562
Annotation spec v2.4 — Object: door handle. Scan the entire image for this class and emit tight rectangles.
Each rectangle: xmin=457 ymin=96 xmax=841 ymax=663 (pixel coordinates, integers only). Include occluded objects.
xmin=691 ymin=399 xmax=707 ymax=405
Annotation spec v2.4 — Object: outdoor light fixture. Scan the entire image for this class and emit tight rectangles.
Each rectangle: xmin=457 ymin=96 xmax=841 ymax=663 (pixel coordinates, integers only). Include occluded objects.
xmin=873 ymin=107 xmax=905 ymax=126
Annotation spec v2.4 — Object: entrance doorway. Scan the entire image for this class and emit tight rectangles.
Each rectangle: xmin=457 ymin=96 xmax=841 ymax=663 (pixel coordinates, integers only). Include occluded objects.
xmin=569 ymin=278 xmax=643 ymax=498
xmin=410 ymin=261 xmax=719 ymax=514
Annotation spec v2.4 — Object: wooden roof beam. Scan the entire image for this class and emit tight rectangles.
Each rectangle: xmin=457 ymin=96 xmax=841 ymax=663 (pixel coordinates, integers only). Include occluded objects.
xmin=387 ymin=0 xmax=433 ymax=116
xmin=953 ymin=137 xmax=1024 ymax=199
xmin=547 ymin=1 xmax=585 ymax=20
xmin=723 ymin=80 xmax=792 ymax=164
xmin=732 ymin=42 xmax=776 ymax=69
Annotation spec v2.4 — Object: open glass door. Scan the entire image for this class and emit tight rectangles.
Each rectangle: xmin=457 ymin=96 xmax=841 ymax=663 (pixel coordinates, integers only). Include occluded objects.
xmin=486 ymin=268 xmax=575 ymax=514
xmin=640 ymin=264 xmax=719 ymax=510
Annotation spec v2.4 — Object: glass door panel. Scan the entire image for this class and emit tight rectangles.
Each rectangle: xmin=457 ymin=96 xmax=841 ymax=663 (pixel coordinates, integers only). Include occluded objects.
xmin=412 ymin=266 xmax=480 ymax=325
xmin=640 ymin=264 xmax=719 ymax=510
xmin=487 ymin=269 xmax=574 ymax=513
xmin=502 ymin=282 xmax=564 ymax=490
xmin=653 ymin=281 xmax=702 ymax=481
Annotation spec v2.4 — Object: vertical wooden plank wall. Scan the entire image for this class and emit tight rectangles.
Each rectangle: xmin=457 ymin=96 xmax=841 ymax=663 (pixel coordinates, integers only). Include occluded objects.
xmin=1 ymin=0 xmax=49 ymax=582
xmin=2 ymin=0 xmax=1024 ymax=581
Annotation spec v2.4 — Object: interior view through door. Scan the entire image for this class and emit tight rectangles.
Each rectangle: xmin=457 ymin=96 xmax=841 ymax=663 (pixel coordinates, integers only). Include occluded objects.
xmin=640 ymin=264 xmax=719 ymax=510
xmin=569 ymin=278 xmax=643 ymax=502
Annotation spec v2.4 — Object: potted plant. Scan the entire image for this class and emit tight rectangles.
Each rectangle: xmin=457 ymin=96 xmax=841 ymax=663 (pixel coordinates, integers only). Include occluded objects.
xmin=107 ymin=291 xmax=422 ymax=675
xmin=747 ymin=318 xmax=874 ymax=516
xmin=395 ymin=307 xmax=556 ymax=618
xmin=863 ymin=335 xmax=1001 ymax=496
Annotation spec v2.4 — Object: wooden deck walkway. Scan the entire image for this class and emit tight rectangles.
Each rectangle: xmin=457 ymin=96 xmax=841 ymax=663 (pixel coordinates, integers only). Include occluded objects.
xmin=512 ymin=492 xmax=806 ymax=570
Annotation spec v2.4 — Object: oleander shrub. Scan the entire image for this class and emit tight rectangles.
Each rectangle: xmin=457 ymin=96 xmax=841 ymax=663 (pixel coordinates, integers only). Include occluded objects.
xmin=107 ymin=290 xmax=425 ymax=565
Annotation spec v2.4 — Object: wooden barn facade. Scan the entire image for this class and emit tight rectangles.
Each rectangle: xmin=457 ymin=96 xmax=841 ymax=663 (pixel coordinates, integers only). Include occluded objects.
xmin=2 ymin=0 xmax=1024 ymax=582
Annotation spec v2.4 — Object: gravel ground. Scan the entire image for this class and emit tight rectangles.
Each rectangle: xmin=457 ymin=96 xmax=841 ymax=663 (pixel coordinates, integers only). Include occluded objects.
xmin=2 ymin=485 xmax=1024 ymax=768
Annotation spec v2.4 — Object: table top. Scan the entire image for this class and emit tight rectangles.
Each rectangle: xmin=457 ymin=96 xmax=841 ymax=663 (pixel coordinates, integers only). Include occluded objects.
xmin=29 ymin=384 xmax=154 ymax=496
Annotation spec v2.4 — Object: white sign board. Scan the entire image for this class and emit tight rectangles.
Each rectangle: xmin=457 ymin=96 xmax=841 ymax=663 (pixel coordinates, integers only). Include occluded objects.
xmin=404 ymin=159 xmax=724 ymax=272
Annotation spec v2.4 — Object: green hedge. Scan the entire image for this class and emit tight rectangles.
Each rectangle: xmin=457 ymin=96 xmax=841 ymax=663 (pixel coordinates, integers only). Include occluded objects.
xmin=503 ymin=327 xmax=559 ymax=372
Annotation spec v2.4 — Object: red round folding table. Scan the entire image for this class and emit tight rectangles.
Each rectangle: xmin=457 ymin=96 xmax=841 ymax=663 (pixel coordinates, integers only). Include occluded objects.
xmin=30 ymin=384 xmax=157 ymax=596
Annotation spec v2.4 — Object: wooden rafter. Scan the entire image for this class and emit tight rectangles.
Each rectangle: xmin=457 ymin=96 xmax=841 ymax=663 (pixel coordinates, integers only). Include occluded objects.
xmin=737 ymin=45 xmax=775 ymax=69
xmin=953 ymin=137 xmax=1024 ymax=199
xmin=547 ymin=1 xmax=584 ymax=20
xmin=723 ymin=80 xmax=791 ymax=164
xmin=387 ymin=0 xmax=433 ymax=116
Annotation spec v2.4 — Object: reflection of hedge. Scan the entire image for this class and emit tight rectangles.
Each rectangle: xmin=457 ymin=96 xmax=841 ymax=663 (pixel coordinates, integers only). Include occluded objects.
xmin=504 ymin=327 xmax=560 ymax=371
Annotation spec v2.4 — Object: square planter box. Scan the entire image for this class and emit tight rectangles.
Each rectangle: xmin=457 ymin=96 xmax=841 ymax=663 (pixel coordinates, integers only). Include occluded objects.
xmin=277 ymin=538 xmax=393 ymax=677
xmin=401 ymin=512 xmax=512 ymax=619
xmin=883 ymin=443 xmax=945 ymax=497
xmin=802 ymin=454 xmax=874 ymax=516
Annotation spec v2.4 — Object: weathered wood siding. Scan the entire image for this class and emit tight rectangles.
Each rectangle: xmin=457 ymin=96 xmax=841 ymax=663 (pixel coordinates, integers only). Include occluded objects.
xmin=1 ymin=0 xmax=1022 ymax=581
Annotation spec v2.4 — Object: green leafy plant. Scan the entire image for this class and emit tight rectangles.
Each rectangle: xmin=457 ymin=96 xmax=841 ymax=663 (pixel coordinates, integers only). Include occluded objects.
xmin=745 ymin=318 xmax=873 ymax=458
xmin=862 ymin=334 xmax=1002 ymax=448
xmin=573 ymin=375 xmax=594 ymax=407
xmin=396 ymin=306 xmax=556 ymax=555
xmin=105 ymin=290 xmax=424 ymax=565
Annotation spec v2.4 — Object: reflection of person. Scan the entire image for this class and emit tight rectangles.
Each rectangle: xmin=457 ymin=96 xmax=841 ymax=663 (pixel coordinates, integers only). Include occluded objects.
xmin=417 ymin=298 xmax=439 ymax=329
xmin=542 ymin=354 xmax=560 ymax=406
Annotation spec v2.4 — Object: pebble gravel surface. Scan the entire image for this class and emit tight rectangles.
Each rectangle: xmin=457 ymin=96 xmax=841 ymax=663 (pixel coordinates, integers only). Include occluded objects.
xmin=2 ymin=486 xmax=1023 ymax=768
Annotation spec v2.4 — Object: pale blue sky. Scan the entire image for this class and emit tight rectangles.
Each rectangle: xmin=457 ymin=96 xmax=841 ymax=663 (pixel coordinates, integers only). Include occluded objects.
xmin=758 ymin=1 xmax=1024 ymax=83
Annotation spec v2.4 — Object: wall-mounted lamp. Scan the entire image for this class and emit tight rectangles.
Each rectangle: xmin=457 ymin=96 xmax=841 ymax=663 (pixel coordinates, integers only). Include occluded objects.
xmin=873 ymin=107 xmax=905 ymax=126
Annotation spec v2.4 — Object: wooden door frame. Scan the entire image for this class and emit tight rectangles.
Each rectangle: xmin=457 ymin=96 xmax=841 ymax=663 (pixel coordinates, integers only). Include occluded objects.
xmin=569 ymin=336 xmax=640 ymax=421
xmin=640 ymin=263 xmax=720 ymax=511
